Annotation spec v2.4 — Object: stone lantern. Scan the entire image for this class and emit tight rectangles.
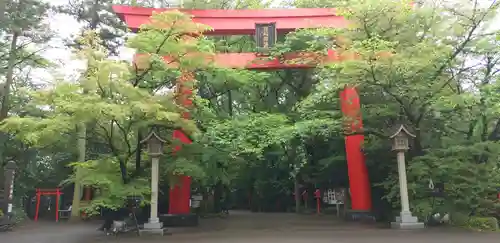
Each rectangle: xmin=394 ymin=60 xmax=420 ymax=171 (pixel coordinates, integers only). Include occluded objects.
xmin=142 ymin=130 xmax=166 ymax=157
xmin=388 ymin=124 xmax=424 ymax=229
xmin=391 ymin=130 xmax=411 ymax=151
xmin=140 ymin=128 xmax=166 ymax=235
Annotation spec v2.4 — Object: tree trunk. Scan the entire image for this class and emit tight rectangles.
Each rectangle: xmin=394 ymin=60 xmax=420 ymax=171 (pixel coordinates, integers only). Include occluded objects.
xmin=135 ymin=129 xmax=142 ymax=172
xmin=0 ymin=30 xmax=19 ymax=166
xmin=213 ymin=181 xmax=223 ymax=213
xmin=0 ymin=30 xmax=19 ymax=121
xmin=69 ymin=0 xmax=99 ymax=216
xmin=70 ymin=123 xmax=86 ymax=219
xmin=294 ymin=176 xmax=300 ymax=213
xmin=227 ymin=90 xmax=233 ymax=116
xmin=0 ymin=0 xmax=7 ymax=28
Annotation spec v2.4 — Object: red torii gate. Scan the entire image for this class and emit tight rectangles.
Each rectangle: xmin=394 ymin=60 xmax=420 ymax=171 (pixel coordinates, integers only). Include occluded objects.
xmin=112 ymin=6 xmax=372 ymax=215
xmin=34 ymin=188 xmax=62 ymax=222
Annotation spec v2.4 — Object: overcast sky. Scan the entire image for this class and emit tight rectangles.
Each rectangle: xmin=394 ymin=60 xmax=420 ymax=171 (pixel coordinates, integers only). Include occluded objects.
xmin=35 ymin=0 xmax=135 ymax=84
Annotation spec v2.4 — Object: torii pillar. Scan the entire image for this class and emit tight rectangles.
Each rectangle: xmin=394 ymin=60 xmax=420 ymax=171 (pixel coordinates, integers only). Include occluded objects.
xmin=169 ymin=71 xmax=194 ymax=216
xmin=340 ymin=86 xmax=372 ymax=215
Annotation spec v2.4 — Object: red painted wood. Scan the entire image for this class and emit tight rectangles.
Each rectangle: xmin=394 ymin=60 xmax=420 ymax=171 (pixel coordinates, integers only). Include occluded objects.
xmin=83 ymin=187 xmax=92 ymax=201
xmin=340 ymin=88 xmax=371 ymax=211
xmin=34 ymin=191 xmax=41 ymax=221
xmin=55 ymin=188 xmax=60 ymax=222
xmin=135 ymin=50 xmax=339 ymax=70
xmin=112 ymin=6 xmax=347 ymax=35
xmin=34 ymin=188 xmax=64 ymax=222
xmin=315 ymin=189 xmax=321 ymax=215
xmin=169 ymin=132 xmax=192 ymax=215
xmin=169 ymin=71 xmax=193 ymax=215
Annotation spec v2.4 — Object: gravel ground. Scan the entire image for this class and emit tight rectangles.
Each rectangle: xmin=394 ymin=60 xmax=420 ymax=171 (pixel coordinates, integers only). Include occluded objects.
xmin=1 ymin=211 xmax=499 ymax=243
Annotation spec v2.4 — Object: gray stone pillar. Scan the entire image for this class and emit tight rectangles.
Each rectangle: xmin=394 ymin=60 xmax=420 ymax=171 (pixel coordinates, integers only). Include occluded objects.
xmin=3 ymin=161 xmax=16 ymax=214
xmin=145 ymin=156 xmax=161 ymax=226
xmin=396 ymin=152 xmax=410 ymax=214
xmin=390 ymin=154 xmax=424 ymax=229
xmin=142 ymin=156 xmax=164 ymax=235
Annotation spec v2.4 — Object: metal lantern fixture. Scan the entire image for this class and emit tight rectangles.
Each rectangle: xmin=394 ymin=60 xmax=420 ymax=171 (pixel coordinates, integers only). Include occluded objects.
xmin=140 ymin=129 xmax=166 ymax=157
xmin=389 ymin=124 xmax=416 ymax=152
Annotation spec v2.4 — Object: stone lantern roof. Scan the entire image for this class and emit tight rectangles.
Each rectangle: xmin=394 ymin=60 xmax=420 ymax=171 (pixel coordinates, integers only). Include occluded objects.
xmin=387 ymin=124 xmax=416 ymax=139
xmin=140 ymin=130 xmax=167 ymax=145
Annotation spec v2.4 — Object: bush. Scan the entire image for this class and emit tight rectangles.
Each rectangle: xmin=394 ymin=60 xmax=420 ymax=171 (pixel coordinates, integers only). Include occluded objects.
xmin=381 ymin=142 xmax=500 ymax=220
xmin=466 ymin=217 xmax=498 ymax=231
xmin=450 ymin=212 xmax=469 ymax=227
xmin=11 ymin=207 xmax=28 ymax=224
xmin=449 ymin=213 xmax=499 ymax=231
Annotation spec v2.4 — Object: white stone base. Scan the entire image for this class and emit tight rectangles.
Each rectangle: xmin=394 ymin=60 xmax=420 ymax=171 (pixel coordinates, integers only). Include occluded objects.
xmin=144 ymin=221 xmax=163 ymax=229
xmin=142 ymin=220 xmax=165 ymax=236
xmin=139 ymin=227 xmax=168 ymax=236
xmin=391 ymin=212 xmax=425 ymax=229
xmin=391 ymin=221 xmax=425 ymax=229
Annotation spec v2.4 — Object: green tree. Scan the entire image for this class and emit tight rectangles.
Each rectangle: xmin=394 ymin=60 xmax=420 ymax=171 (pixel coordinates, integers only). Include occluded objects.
xmin=0 ymin=0 xmax=54 ymax=209
xmin=290 ymin=0 xmax=500 ymax=219
xmin=1 ymin=11 xmax=217 ymax=211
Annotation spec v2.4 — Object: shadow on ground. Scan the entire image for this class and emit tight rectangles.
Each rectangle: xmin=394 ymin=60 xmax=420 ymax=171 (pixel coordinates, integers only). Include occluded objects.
xmin=1 ymin=211 xmax=498 ymax=243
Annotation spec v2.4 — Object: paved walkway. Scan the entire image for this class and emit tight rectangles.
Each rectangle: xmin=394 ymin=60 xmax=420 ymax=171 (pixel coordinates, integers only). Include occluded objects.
xmin=1 ymin=211 xmax=499 ymax=243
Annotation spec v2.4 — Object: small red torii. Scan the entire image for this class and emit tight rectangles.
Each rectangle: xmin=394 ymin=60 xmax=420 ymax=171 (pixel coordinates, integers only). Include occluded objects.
xmin=34 ymin=188 xmax=63 ymax=222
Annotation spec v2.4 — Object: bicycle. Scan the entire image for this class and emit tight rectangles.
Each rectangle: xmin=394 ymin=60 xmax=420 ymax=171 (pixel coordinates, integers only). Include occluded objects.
xmin=105 ymin=196 xmax=143 ymax=237
xmin=105 ymin=210 xmax=141 ymax=237
xmin=0 ymin=212 xmax=15 ymax=232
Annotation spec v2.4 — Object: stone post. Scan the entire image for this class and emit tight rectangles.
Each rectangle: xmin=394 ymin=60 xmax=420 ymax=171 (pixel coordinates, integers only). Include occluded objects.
xmin=397 ymin=152 xmax=410 ymax=213
xmin=3 ymin=161 xmax=16 ymax=214
xmin=391 ymin=150 xmax=424 ymax=229
xmin=149 ymin=156 xmax=160 ymax=224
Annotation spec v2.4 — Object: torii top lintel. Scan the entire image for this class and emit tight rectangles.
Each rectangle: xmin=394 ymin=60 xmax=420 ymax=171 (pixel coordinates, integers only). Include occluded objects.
xmin=112 ymin=5 xmax=347 ymax=35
